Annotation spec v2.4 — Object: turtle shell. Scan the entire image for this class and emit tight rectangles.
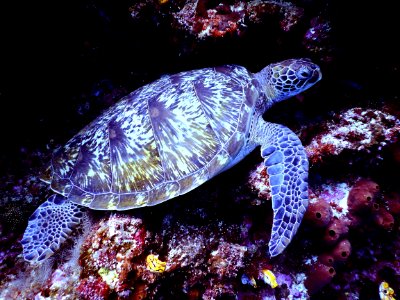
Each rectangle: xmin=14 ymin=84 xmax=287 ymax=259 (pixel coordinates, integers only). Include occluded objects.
xmin=42 ymin=65 xmax=260 ymax=210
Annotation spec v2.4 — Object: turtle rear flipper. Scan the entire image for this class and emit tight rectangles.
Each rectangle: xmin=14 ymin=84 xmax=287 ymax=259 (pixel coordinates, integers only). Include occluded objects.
xmin=21 ymin=195 xmax=84 ymax=263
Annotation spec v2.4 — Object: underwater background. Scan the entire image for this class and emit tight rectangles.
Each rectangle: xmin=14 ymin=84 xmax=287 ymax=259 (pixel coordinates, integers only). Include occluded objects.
xmin=0 ymin=0 xmax=399 ymax=299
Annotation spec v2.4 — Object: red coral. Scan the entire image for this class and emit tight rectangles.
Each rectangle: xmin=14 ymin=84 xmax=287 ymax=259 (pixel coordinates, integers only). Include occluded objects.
xmin=385 ymin=192 xmax=400 ymax=215
xmin=323 ymin=218 xmax=349 ymax=245
xmin=280 ymin=6 xmax=304 ymax=32
xmin=170 ymin=0 xmax=304 ymax=39
xmin=77 ymin=276 xmax=110 ymax=300
xmin=247 ymin=163 xmax=271 ymax=201
xmin=330 ymin=239 xmax=351 ymax=262
xmin=207 ymin=242 xmax=247 ymax=278
xmin=373 ymin=207 xmax=395 ymax=231
xmin=318 ymin=253 xmax=335 ymax=266
xmin=348 ymin=179 xmax=380 ymax=213
xmin=305 ymin=262 xmax=336 ymax=295
xmin=79 ymin=215 xmax=147 ymax=293
xmin=304 ymin=198 xmax=333 ymax=227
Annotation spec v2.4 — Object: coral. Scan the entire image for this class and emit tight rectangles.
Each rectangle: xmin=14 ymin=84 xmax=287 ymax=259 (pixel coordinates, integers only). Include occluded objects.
xmin=131 ymin=0 xmax=305 ymax=39
xmin=385 ymin=192 xmax=400 ymax=215
xmin=373 ymin=207 xmax=395 ymax=231
xmin=323 ymin=218 xmax=349 ymax=245
xmin=202 ymin=280 xmax=236 ymax=300
xmin=77 ymin=276 xmax=110 ymax=300
xmin=279 ymin=4 xmax=304 ymax=32
xmin=0 ymin=231 xmax=23 ymax=283
xmin=247 ymin=163 xmax=271 ymax=201
xmin=305 ymin=108 xmax=400 ymax=164
xmin=304 ymin=262 xmax=336 ymax=295
xmin=304 ymin=197 xmax=333 ymax=227
xmin=330 ymin=239 xmax=351 ymax=262
xmin=165 ymin=223 xmax=210 ymax=272
xmin=303 ymin=17 xmax=333 ymax=61
xmin=0 ymin=201 xmax=34 ymax=232
xmin=79 ymin=215 xmax=147 ymax=293
xmin=207 ymin=241 xmax=247 ymax=278
xmin=347 ymin=179 xmax=380 ymax=213
xmin=318 ymin=253 xmax=335 ymax=266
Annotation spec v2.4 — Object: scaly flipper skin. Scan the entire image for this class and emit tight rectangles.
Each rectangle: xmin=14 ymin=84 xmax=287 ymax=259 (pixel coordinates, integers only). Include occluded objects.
xmin=257 ymin=121 xmax=308 ymax=257
xmin=21 ymin=195 xmax=84 ymax=262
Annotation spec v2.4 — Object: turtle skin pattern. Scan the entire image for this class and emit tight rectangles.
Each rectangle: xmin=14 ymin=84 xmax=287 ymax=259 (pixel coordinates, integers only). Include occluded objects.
xmin=43 ymin=65 xmax=258 ymax=210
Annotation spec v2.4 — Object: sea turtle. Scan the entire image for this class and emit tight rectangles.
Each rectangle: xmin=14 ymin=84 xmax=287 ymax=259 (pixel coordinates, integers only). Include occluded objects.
xmin=21 ymin=58 xmax=322 ymax=263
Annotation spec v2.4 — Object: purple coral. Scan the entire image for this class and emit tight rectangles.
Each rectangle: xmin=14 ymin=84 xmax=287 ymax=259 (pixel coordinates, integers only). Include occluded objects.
xmin=303 ymin=17 xmax=333 ymax=61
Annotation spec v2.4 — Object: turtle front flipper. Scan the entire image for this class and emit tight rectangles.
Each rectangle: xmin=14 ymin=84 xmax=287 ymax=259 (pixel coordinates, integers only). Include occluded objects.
xmin=255 ymin=120 xmax=309 ymax=257
xmin=21 ymin=195 xmax=84 ymax=263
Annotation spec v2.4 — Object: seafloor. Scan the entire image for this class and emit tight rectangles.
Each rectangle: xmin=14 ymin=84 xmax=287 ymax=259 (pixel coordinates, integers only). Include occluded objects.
xmin=0 ymin=0 xmax=399 ymax=299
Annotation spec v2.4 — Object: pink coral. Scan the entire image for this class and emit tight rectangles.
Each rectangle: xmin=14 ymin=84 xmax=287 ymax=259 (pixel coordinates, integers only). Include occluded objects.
xmin=207 ymin=241 xmax=247 ymax=278
xmin=155 ymin=0 xmax=305 ymax=39
xmin=77 ymin=276 xmax=110 ymax=300
xmin=171 ymin=0 xmax=247 ymax=38
xmin=306 ymin=108 xmax=400 ymax=164
xmin=79 ymin=215 xmax=147 ymax=293
xmin=247 ymin=163 xmax=271 ymax=201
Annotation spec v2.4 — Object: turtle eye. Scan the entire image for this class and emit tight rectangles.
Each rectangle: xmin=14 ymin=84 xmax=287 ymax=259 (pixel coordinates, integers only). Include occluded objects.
xmin=296 ymin=67 xmax=312 ymax=80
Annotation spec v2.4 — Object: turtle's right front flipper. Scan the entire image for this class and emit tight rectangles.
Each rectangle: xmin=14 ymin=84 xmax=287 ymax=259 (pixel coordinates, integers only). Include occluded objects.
xmin=255 ymin=121 xmax=309 ymax=257
xmin=21 ymin=195 xmax=84 ymax=263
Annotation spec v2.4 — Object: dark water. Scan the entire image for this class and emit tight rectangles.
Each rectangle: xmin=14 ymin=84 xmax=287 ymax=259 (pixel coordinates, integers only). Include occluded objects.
xmin=1 ymin=0 xmax=398 ymax=167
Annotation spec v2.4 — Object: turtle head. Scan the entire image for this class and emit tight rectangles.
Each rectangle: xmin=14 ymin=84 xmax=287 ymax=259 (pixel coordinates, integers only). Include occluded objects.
xmin=256 ymin=58 xmax=322 ymax=107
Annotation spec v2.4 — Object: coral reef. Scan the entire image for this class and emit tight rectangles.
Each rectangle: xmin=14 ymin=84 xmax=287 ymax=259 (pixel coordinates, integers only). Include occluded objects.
xmin=130 ymin=0 xmax=306 ymax=39
xmin=304 ymin=197 xmax=333 ymax=227
xmin=3 ymin=109 xmax=399 ymax=299
xmin=304 ymin=262 xmax=336 ymax=295
xmin=1 ymin=0 xmax=400 ymax=298
xmin=305 ymin=108 xmax=400 ymax=165
xmin=303 ymin=17 xmax=333 ymax=62
xmin=78 ymin=215 xmax=148 ymax=296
